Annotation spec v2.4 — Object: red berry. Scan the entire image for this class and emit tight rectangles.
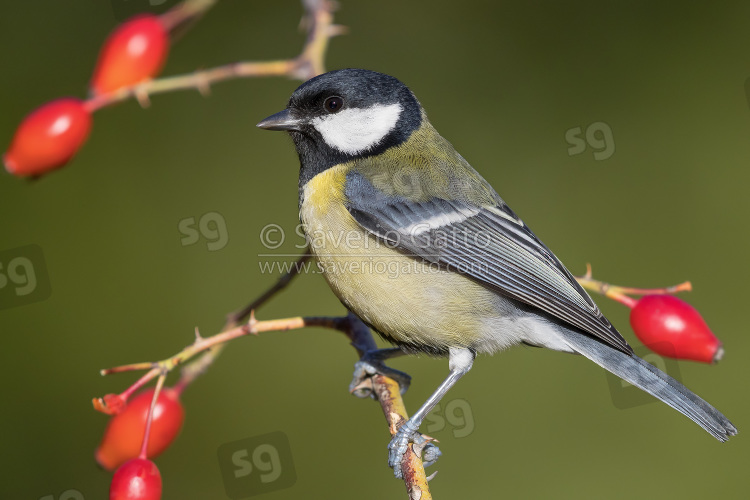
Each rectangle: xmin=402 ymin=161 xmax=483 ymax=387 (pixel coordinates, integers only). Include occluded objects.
xmin=91 ymin=14 xmax=169 ymax=95
xmin=96 ymin=388 xmax=184 ymax=471
xmin=630 ymin=294 xmax=723 ymax=363
xmin=4 ymin=98 xmax=92 ymax=177
xmin=110 ymin=458 xmax=162 ymax=500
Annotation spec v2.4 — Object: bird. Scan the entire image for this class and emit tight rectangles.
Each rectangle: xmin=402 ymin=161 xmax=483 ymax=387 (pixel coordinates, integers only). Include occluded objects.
xmin=256 ymin=68 xmax=737 ymax=477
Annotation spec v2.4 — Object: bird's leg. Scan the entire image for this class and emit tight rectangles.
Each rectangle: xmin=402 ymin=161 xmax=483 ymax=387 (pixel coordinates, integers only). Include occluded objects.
xmin=350 ymin=347 xmax=444 ymax=474
xmin=351 ymin=347 xmax=474 ymax=477
xmin=388 ymin=347 xmax=475 ymax=478
xmin=350 ymin=347 xmax=411 ymax=398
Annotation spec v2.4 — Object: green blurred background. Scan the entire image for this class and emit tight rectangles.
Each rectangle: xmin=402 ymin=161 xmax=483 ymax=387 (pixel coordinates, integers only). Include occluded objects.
xmin=1 ymin=1 xmax=748 ymax=498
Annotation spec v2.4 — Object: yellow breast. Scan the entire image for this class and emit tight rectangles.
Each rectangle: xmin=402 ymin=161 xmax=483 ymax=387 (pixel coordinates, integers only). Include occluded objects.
xmin=299 ymin=164 xmax=500 ymax=352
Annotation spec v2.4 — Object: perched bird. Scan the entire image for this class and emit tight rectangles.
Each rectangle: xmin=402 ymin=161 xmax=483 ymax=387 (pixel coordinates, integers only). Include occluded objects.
xmin=257 ymin=69 xmax=737 ymax=477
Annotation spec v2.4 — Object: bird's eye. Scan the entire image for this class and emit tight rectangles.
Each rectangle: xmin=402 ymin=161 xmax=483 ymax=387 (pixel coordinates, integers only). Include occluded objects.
xmin=323 ymin=96 xmax=344 ymax=113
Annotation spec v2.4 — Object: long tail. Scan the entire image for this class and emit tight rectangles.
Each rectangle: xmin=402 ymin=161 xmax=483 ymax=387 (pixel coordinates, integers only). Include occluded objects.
xmin=556 ymin=327 xmax=737 ymax=441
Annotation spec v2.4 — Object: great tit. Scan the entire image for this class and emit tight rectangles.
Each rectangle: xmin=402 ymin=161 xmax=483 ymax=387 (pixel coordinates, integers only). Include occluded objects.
xmin=257 ymin=69 xmax=737 ymax=477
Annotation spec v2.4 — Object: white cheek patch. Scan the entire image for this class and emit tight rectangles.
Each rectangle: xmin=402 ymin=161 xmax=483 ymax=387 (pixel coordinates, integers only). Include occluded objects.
xmin=311 ymin=103 xmax=403 ymax=155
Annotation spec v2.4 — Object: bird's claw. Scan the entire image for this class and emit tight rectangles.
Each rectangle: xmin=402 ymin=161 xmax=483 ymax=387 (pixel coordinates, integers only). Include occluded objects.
xmin=388 ymin=422 xmax=417 ymax=478
xmin=349 ymin=354 xmax=411 ymax=398
xmin=349 ymin=360 xmax=379 ymax=398
xmin=419 ymin=441 xmax=442 ymax=468
xmin=388 ymin=422 xmax=441 ymax=478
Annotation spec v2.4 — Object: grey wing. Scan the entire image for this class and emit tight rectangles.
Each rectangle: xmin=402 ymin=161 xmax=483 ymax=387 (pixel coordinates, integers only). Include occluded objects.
xmin=345 ymin=177 xmax=632 ymax=355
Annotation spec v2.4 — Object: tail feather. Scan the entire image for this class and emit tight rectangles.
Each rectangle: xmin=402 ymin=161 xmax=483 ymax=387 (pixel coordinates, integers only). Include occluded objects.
xmin=556 ymin=327 xmax=737 ymax=441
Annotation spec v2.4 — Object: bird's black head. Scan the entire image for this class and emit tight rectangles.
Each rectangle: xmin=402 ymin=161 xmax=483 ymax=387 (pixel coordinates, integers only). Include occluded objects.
xmin=257 ymin=69 xmax=423 ymax=185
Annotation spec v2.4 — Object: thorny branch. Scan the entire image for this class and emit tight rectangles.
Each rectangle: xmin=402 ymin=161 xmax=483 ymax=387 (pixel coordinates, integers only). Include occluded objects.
xmin=85 ymin=0 xmax=345 ymax=112
xmin=96 ymin=305 xmax=433 ymax=497
xmin=575 ymin=263 xmax=691 ymax=308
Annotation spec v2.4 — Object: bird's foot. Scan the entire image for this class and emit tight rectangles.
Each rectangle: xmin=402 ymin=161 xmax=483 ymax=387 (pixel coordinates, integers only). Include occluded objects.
xmin=349 ymin=349 xmax=411 ymax=398
xmin=388 ymin=421 xmax=441 ymax=478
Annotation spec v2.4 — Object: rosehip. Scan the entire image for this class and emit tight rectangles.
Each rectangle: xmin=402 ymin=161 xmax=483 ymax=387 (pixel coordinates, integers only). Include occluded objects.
xmin=4 ymin=98 xmax=92 ymax=177
xmin=630 ymin=294 xmax=723 ymax=363
xmin=96 ymin=388 xmax=184 ymax=471
xmin=110 ymin=458 xmax=162 ymax=500
xmin=91 ymin=14 xmax=169 ymax=95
